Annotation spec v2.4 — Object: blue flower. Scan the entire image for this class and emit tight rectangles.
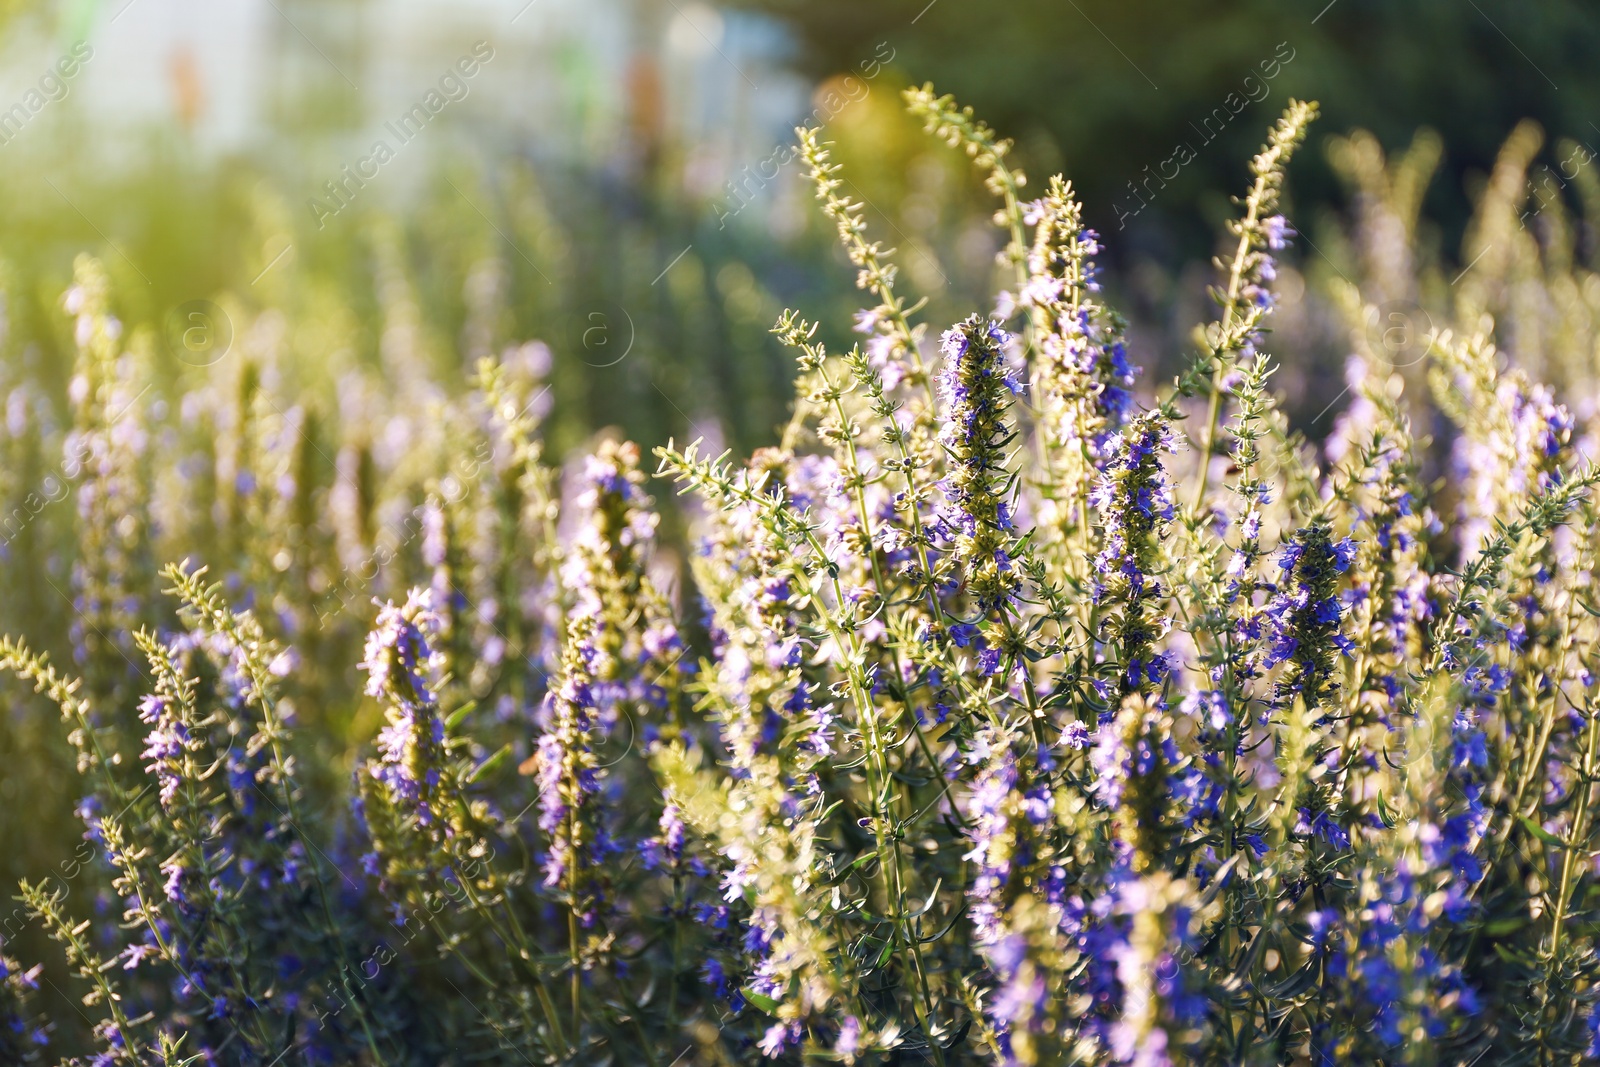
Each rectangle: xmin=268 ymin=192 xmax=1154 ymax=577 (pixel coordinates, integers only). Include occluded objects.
xmin=936 ymin=316 xmax=1024 ymax=613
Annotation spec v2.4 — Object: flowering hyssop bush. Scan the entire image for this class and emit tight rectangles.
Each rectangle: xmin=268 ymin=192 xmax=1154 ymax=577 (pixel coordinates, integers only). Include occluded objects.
xmin=5 ymin=88 xmax=1600 ymax=1065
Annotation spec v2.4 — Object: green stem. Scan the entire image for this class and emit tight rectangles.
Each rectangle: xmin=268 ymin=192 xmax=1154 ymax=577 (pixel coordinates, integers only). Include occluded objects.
xmin=568 ymin=864 xmax=583 ymax=1048
xmin=1190 ymin=174 xmax=1266 ymax=516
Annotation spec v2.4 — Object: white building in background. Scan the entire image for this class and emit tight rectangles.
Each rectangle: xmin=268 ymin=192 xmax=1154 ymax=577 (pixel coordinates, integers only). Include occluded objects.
xmin=0 ymin=0 xmax=808 ymax=211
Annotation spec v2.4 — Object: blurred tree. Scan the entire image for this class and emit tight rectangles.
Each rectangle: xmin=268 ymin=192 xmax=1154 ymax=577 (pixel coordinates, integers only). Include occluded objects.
xmin=728 ymin=0 xmax=1599 ymax=260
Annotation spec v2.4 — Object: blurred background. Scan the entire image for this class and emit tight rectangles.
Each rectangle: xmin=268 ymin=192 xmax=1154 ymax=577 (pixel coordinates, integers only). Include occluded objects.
xmin=0 ymin=0 xmax=1594 ymax=454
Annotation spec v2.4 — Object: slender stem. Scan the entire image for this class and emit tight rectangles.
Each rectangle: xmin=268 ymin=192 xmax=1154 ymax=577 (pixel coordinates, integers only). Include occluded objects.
xmin=28 ymin=882 xmax=148 ymax=1063
xmin=568 ymin=852 xmax=583 ymax=1047
xmin=1544 ymin=695 xmax=1598 ymax=1023
xmin=667 ymin=871 xmax=683 ymax=1038
xmin=424 ymin=911 xmax=554 ymax=1052
xmin=439 ymin=818 xmax=570 ymax=1052
xmin=1474 ymin=568 xmax=1583 ymax=892
xmin=1509 ymin=602 xmax=1579 ymax=822
xmin=1190 ymin=180 xmax=1265 ymax=515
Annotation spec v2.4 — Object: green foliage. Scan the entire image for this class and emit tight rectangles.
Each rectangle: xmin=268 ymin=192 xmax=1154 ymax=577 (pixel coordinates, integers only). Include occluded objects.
xmin=5 ymin=65 xmax=1600 ymax=1066
xmin=735 ymin=0 xmax=1599 ymax=251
